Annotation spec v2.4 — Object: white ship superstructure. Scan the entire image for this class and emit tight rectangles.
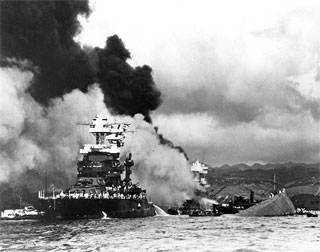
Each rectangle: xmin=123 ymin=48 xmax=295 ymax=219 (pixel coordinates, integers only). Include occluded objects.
xmin=191 ymin=160 xmax=210 ymax=189
xmin=80 ymin=114 xmax=130 ymax=154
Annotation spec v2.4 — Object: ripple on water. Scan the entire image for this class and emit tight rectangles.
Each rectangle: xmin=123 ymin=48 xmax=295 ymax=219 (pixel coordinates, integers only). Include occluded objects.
xmin=0 ymin=216 xmax=319 ymax=252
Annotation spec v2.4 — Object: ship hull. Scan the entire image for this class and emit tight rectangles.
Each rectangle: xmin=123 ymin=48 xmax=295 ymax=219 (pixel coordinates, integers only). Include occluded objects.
xmin=238 ymin=192 xmax=295 ymax=217
xmin=37 ymin=198 xmax=156 ymax=220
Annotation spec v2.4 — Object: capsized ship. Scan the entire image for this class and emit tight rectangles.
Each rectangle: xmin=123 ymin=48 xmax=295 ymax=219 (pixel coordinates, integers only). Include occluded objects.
xmin=238 ymin=190 xmax=295 ymax=217
xmin=36 ymin=114 xmax=155 ymax=219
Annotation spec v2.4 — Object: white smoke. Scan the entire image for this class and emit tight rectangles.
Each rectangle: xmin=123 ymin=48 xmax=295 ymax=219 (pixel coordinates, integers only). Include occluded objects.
xmin=121 ymin=114 xmax=197 ymax=206
xmin=0 ymin=67 xmax=106 ymax=185
xmin=1 ymin=66 xmax=197 ymax=205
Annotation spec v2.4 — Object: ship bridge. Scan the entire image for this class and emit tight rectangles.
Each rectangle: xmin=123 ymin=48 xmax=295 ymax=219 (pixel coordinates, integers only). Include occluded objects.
xmin=77 ymin=114 xmax=133 ymax=179
xmin=80 ymin=114 xmax=131 ymax=155
xmin=191 ymin=160 xmax=210 ymax=188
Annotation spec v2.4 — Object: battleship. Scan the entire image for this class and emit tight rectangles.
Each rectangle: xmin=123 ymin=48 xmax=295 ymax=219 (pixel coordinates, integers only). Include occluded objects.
xmin=36 ymin=114 xmax=156 ymax=219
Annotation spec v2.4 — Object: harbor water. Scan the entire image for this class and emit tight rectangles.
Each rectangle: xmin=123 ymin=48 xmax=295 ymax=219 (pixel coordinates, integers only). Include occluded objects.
xmin=0 ymin=214 xmax=319 ymax=252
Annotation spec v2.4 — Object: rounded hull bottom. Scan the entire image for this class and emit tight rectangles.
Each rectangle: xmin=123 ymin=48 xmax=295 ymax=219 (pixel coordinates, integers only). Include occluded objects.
xmin=36 ymin=198 xmax=156 ymax=220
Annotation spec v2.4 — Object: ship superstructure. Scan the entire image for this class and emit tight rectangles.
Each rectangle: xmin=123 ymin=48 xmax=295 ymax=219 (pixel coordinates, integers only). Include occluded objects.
xmin=37 ymin=114 xmax=155 ymax=219
xmin=176 ymin=160 xmax=214 ymax=215
xmin=191 ymin=160 xmax=210 ymax=189
xmin=76 ymin=114 xmax=132 ymax=185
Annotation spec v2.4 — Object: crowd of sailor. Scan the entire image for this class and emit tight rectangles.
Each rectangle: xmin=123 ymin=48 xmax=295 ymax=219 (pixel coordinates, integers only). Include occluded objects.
xmin=38 ymin=182 xmax=146 ymax=201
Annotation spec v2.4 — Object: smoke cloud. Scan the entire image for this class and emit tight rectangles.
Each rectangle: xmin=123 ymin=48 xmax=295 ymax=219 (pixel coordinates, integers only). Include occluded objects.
xmin=121 ymin=115 xmax=197 ymax=205
xmin=97 ymin=35 xmax=162 ymax=122
xmin=0 ymin=0 xmax=162 ymax=120
xmin=0 ymin=67 xmax=106 ymax=189
xmin=0 ymin=0 xmax=95 ymax=103
xmin=0 ymin=66 xmax=193 ymax=207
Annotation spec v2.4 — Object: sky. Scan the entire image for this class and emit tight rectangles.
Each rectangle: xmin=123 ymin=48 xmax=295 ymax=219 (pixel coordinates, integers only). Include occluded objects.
xmin=75 ymin=0 xmax=320 ymax=166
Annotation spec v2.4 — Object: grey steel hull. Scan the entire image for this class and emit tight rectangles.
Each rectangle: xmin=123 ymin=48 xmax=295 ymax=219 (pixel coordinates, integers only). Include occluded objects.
xmin=238 ymin=192 xmax=295 ymax=217
xmin=37 ymin=198 xmax=155 ymax=220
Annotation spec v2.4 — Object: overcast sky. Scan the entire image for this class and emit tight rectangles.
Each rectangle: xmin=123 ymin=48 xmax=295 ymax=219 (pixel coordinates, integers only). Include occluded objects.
xmin=77 ymin=0 xmax=319 ymax=166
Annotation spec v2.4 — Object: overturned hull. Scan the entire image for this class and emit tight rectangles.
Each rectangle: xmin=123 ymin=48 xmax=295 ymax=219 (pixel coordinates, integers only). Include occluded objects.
xmin=238 ymin=192 xmax=295 ymax=217
xmin=37 ymin=198 xmax=155 ymax=220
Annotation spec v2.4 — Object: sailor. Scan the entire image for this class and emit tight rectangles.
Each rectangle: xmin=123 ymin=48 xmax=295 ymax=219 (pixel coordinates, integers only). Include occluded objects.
xmin=59 ymin=191 xmax=65 ymax=198
xmin=79 ymin=191 xmax=85 ymax=199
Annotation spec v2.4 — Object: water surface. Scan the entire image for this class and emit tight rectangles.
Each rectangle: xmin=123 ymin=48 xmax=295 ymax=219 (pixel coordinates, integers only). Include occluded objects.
xmin=0 ymin=215 xmax=319 ymax=251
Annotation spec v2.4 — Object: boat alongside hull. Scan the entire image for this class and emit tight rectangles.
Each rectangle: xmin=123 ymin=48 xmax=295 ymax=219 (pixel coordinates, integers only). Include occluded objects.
xmin=37 ymin=198 xmax=156 ymax=220
xmin=306 ymin=212 xmax=318 ymax=217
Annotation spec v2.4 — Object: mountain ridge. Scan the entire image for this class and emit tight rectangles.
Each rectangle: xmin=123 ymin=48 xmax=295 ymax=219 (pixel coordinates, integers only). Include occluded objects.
xmin=212 ymin=162 xmax=319 ymax=173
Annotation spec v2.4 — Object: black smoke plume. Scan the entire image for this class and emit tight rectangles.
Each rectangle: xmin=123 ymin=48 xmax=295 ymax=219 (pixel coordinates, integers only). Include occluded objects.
xmin=0 ymin=0 xmax=95 ymax=102
xmin=0 ymin=0 xmax=162 ymax=120
xmin=97 ymin=35 xmax=162 ymax=122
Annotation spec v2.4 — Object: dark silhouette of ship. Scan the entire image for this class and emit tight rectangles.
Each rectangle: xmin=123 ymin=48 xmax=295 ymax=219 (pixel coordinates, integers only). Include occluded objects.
xmin=36 ymin=114 xmax=155 ymax=219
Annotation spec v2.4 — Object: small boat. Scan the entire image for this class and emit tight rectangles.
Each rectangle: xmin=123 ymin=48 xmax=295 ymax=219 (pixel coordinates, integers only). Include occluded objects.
xmin=296 ymin=208 xmax=306 ymax=215
xmin=0 ymin=206 xmax=43 ymax=220
xmin=306 ymin=212 xmax=318 ymax=217
xmin=167 ymin=208 xmax=180 ymax=215
xmin=189 ymin=209 xmax=222 ymax=217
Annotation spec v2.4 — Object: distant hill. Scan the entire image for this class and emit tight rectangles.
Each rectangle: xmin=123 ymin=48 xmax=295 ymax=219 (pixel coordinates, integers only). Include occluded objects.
xmin=206 ymin=162 xmax=320 ymax=209
xmin=213 ymin=162 xmax=319 ymax=174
